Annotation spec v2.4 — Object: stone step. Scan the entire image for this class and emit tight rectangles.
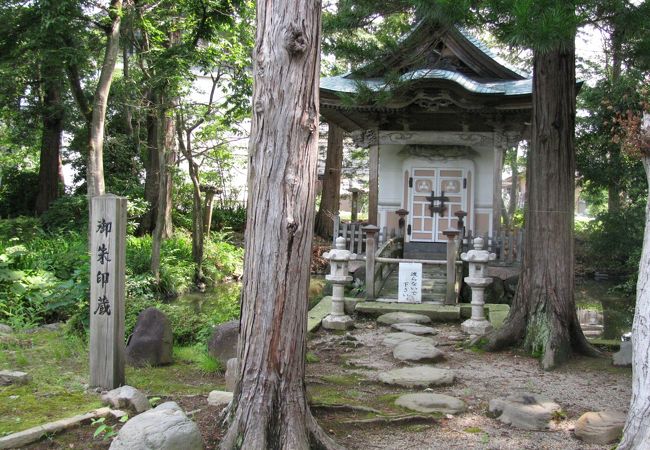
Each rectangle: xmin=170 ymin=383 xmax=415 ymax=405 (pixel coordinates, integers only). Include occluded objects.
xmin=355 ymin=302 xmax=461 ymax=321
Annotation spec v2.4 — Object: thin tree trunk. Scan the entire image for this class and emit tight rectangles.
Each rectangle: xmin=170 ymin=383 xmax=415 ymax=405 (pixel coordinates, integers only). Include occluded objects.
xmin=485 ymin=42 xmax=598 ymax=370
xmin=151 ymin=102 xmax=176 ymax=281
xmin=35 ymin=63 xmax=64 ymax=215
xmin=177 ymin=121 xmax=204 ymax=284
xmin=219 ymin=1 xmax=341 ymax=448
xmin=138 ymin=91 xmax=160 ymax=235
xmin=618 ymin=129 xmax=650 ymax=450
xmin=314 ymin=123 xmax=344 ymax=239
xmin=87 ymin=0 xmax=122 ymax=204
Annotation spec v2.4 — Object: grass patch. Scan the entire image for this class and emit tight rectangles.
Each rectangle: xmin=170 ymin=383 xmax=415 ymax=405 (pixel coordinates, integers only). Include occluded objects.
xmin=308 ymin=385 xmax=364 ymax=406
xmin=464 ymin=427 xmax=484 ymax=433
xmin=320 ymin=373 xmax=364 ymax=386
xmin=174 ymin=345 xmax=223 ymax=374
xmin=306 ymin=352 xmax=320 ymax=364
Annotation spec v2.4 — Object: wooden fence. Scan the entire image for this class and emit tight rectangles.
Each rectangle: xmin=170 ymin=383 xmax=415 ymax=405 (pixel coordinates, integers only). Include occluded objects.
xmin=331 ymin=216 xmax=397 ymax=254
xmin=461 ymin=229 xmax=525 ymax=264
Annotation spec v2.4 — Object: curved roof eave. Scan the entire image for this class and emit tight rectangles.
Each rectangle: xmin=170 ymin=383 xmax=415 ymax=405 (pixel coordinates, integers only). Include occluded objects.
xmin=320 ymin=69 xmax=533 ymax=97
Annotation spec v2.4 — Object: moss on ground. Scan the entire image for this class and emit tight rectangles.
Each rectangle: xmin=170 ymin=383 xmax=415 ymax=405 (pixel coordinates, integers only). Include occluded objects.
xmin=0 ymin=328 xmax=223 ymax=436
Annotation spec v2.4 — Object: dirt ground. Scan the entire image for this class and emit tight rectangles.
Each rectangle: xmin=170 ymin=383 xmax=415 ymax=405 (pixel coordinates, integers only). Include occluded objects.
xmin=21 ymin=319 xmax=630 ymax=450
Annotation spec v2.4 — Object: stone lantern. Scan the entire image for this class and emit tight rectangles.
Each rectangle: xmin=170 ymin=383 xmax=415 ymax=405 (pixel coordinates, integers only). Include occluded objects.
xmin=322 ymin=236 xmax=355 ymax=330
xmin=461 ymin=236 xmax=496 ymax=336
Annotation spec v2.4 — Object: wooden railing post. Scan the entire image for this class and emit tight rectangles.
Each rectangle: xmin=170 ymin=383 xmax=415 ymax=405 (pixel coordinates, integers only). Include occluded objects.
xmin=363 ymin=225 xmax=380 ymax=300
xmin=443 ymin=230 xmax=460 ymax=305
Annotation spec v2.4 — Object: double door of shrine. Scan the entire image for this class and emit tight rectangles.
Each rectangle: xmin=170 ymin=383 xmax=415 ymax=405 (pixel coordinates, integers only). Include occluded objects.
xmin=409 ymin=167 xmax=466 ymax=242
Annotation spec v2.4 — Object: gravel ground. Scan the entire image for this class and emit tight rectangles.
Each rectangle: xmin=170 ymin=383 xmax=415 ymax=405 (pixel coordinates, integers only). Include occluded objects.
xmin=307 ymin=319 xmax=631 ymax=450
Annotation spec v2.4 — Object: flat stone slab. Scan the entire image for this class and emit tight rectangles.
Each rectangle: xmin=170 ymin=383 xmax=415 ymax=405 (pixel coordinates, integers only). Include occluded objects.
xmin=382 ymin=332 xmax=435 ymax=348
xmin=307 ymin=297 xmax=332 ymax=332
xmin=488 ymin=393 xmax=561 ymax=430
xmin=574 ymin=411 xmax=626 ymax=445
xmin=378 ymin=366 xmax=455 ymax=387
xmin=0 ymin=370 xmax=31 ymax=386
xmin=393 ymin=341 xmax=445 ymax=363
xmin=356 ymin=302 xmax=460 ymax=321
xmin=613 ymin=341 xmax=632 ymax=367
xmin=207 ymin=390 xmax=233 ymax=407
xmin=391 ymin=323 xmax=437 ymax=335
xmin=395 ymin=393 xmax=466 ymax=414
xmin=377 ymin=312 xmax=432 ymax=325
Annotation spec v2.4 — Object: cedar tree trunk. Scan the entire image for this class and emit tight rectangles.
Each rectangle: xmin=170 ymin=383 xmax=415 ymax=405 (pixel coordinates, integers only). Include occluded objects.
xmin=138 ymin=94 xmax=160 ymax=235
xmin=35 ymin=63 xmax=64 ymax=215
xmin=484 ymin=42 xmax=597 ymax=369
xmin=619 ymin=121 xmax=650 ymax=449
xmin=314 ymin=123 xmax=344 ymax=239
xmin=219 ymin=1 xmax=341 ymax=449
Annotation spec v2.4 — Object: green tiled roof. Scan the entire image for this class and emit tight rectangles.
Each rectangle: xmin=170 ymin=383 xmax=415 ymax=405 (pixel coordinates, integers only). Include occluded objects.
xmin=456 ymin=28 xmax=530 ymax=78
xmin=321 ymin=69 xmax=532 ymax=96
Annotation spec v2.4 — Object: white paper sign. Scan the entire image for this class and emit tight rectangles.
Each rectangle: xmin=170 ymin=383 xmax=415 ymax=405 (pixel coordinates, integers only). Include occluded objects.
xmin=398 ymin=262 xmax=422 ymax=303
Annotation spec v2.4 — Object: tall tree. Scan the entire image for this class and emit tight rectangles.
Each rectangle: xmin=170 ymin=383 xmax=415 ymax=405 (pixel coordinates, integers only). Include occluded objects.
xmin=219 ymin=0 xmax=340 ymax=448
xmin=314 ymin=123 xmax=344 ymax=239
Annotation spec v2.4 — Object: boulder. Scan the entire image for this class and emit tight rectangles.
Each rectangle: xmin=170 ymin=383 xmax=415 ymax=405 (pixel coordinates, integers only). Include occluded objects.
xmin=395 ymin=393 xmax=466 ymax=415
xmin=378 ymin=366 xmax=455 ymax=387
xmin=207 ymin=390 xmax=233 ymax=408
xmin=208 ymin=320 xmax=239 ymax=364
xmin=488 ymin=393 xmax=561 ymax=430
xmin=0 ymin=370 xmax=31 ymax=386
xmin=613 ymin=341 xmax=632 ymax=367
xmin=381 ymin=332 xmax=434 ymax=348
xmin=574 ymin=411 xmax=626 ymax=445
xmin=0 ymin=324 xmax=13 ymax=334
xmin=101 ymin=385 xmax=151 ymax=414
xmin=225 ymin=358 xmax=239 ymax=392
xmin=393 ymin=341 xmax=445 ymax=363
xmin=109 ymin=402 xmax=203 ymax=450
xmin=126 ymin=308 xmax=173 ymax=367
xmin=391 ymin=323 xmax=437 ymax=335
xmin=377 ymin=312 xmax=431 ymax=326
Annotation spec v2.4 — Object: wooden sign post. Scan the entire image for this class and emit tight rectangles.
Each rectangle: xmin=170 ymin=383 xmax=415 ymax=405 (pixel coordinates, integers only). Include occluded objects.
xmin=89 ymin=194 xmax=126 ymax=389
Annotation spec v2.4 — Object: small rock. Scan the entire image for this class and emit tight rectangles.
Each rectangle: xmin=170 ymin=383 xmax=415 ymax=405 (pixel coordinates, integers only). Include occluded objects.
xmin=488 ymin=393 xmax=561 ymax=430
xmin=207 ymin=320 xmax=239 ymax=364
xmin=0 ymin=324 xmax=13 ymax=334
xmin=393 ymin=341 xmax=445 ymax=363
xmin=101 ymin=385 xmax=151 ymax=414
xmin=395 ymin=393 xmax=466 ymax=414
xmin=613 ymin=341 xmax=632 ymax=367
xmin=382 ymin=332 xmax=435 ymax=348
xmin=447 ymin=334 xmax=466 ymax=342
xmin=391 ymin=323 xmax=437 ymax=335
xmin=39 ymin=322 xmax=64 ymax=331
xmin=109 ymin=402 xmax=203 ymax=450
xmin=378 ymin=366 xmax=455 ymax=387
xmin=126 ymin=308 xmax=173 ymax=367
xmin=0 ymin=370 xmax=31 ymax=386
xmin=377 ymin=312 xmax=431 ymax=325
xmin=207 ymin=390 xmax=233 ymax=407
xmin=574 ymin=411 xmax=626 ymax=445
xmin=225 ymin=358 xmax=239 ymax=392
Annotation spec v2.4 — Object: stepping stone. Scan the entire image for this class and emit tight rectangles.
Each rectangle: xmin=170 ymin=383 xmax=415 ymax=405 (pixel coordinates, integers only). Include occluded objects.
xmin=488 ymin=393 xmax=561 ymax=430
xmin=395 ymin=393 xmax=466 ymax=415
xmin=0 ymin=324 xmax=12 ymax=334
xmin=574 ymin=411 xmax=626 ymax=445
xmin=378 ymin=366 xmax=455 ymax=387
xmin=207 ymin=390 xmax=233 ymax=407
xmin=377 ymin=312 xmax=431 ymax=326
xmin=0 ymin=370 xmax=31 ymax=386
xmin=391 ymin=323 xmax=437 ymax=335
xmin=393 ymin=341 xmax=445 ymax=363
xmin=382 ymin=332 xmax=434 ymax=348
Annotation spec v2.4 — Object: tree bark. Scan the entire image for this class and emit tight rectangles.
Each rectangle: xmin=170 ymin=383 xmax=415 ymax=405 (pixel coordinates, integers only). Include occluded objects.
xmin=484 ymin=42 xmax=598 ymax=370
xmin=618 ymin=125 xmax=650 ymax=449
xmin=138 ymin=91 xmax=160 ymax=235
xmin=219 ymin=1 xmax=340 ymax=448
xmin=314 ymin=123 xmax=344 ymax=239
xmin=35 ymin=62 xmax=64 ymax=215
